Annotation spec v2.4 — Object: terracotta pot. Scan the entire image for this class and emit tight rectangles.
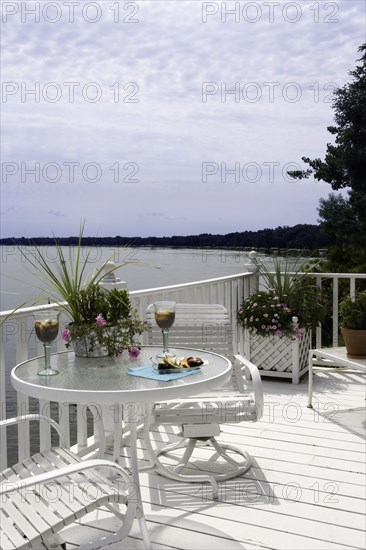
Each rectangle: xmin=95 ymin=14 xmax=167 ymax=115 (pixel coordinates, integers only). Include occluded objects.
xmin=341 ymin=327 xmax=366 ymax=359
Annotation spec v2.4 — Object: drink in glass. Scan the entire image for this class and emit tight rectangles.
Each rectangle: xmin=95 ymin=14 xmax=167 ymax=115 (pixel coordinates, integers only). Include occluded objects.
xmin=153 ymin=301 xmax=176 ymax=355
xmin=33 ymin=310 xmax=60 ymax=375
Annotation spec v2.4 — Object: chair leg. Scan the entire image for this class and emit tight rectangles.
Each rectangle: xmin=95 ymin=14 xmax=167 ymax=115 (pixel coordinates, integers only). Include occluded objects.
xmin=172 ymin=438 xmax=197 ymax=474
xmin=143 ymin=422 xmax=219 ymax=498
xmin=153 ymin=437 xmax=198 ymax=474
xmin=208 ymin=438 xmax=252 ymax=480
xmin=139 ymin=514 xmax=153 ymax=550
xmin=78 ymin=499 xmax=137 ymax=550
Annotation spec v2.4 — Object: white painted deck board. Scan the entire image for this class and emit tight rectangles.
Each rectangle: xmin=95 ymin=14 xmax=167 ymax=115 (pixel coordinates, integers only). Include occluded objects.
xmin=61 ymin=368 xmax=365 ymax=550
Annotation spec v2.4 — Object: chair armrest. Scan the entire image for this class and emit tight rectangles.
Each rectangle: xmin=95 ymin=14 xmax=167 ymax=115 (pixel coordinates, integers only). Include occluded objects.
xmin=234 ymin=355 xmax=264 ymax=420
xmin=0 ymin=458 xmax=135 ymax=496
xmin=0 ymin=414 xmax=66 ymax=447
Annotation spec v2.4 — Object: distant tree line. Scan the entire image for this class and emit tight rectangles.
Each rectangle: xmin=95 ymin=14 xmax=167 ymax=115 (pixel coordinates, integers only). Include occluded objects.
xmin=0 ymin=223 xmax=334 ymax=251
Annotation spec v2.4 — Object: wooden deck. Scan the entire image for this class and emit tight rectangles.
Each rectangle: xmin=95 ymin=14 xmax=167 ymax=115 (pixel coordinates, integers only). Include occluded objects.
xmin=60 ymin=366 xmax=365 ymax=550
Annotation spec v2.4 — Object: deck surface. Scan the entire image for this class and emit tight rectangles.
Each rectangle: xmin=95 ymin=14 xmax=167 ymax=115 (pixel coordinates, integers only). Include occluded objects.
xmin=60 ymin=366 xmax=366 ymax=550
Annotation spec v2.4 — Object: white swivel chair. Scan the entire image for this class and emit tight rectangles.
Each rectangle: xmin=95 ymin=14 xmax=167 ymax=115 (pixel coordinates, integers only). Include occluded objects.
xmin=144 ymin=303 xmax=263 ymax=497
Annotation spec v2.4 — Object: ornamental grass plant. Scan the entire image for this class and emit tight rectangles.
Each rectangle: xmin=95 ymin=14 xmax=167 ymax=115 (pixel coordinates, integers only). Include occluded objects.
xmin=16 ymin=221 xmax=149 ymax=357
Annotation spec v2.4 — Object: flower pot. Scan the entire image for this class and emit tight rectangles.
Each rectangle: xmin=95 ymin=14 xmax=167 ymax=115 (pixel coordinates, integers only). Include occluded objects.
xmin=341 ymin=327 xmax=366 ymax=359
xmin=243 ymin=329 xmax=311 ymax=384
xmin=73 ymin=335 xmax=110 ymax=358
xmin=71 ymin=326 xmax=118 ymax=358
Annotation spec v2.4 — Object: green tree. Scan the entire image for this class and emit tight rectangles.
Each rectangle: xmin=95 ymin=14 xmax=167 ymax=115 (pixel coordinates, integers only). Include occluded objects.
xmin=288 ymin=44 xmax=366 ymax=271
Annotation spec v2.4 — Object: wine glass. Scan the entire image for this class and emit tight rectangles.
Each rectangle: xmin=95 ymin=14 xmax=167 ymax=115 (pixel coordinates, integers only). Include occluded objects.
xmin=33 ymin=310 xmax=60 ymax=375
xmin=153 ymin=301 xmax=176 ymax=356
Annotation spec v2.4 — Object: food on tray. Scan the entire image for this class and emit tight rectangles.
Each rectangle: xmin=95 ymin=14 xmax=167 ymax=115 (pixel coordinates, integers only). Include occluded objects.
xmin=158 ymin=355 xmax=204 ymax=370
xmin=186 ymin=357 xmax=204 ymax=367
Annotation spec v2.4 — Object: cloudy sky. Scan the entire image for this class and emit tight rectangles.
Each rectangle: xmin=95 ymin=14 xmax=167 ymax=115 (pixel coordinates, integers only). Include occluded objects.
xmin=1 ymin=0 xmax=365 ymax=238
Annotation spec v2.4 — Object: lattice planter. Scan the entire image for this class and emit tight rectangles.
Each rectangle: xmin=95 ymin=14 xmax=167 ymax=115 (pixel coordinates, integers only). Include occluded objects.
xmin=243 ymin=329 xmax=311 ymax=384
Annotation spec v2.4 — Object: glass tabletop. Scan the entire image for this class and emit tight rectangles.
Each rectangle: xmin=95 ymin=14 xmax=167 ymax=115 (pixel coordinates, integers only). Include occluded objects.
xmin=12 ymin=346 xmax=232 ymax=404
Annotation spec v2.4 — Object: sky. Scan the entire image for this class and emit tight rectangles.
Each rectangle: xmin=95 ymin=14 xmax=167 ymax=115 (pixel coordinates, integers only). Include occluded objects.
xmin=1 ymin=0 xmax=365 ymax=238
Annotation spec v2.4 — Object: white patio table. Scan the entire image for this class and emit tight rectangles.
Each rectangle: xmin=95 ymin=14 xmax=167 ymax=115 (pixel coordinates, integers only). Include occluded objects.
xmin=308 ymin=346 xmax=366 ymax=407
xmin=11 ymin=345 xmax=232 ymax=545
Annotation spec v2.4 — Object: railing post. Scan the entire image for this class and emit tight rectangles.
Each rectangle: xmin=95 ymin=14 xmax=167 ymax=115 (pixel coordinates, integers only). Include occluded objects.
xmin=98 ymin=261 xmax=127 ymax=291
xmin=15 ymin=316 xmax=30 ymax=461
xmin=316 ymin=275 xmax=322 ymax=348
xmin=350 ymin=278 xmax=356 ymax=299
xmin=0 ymin=324 xmax=7 ymax=470
xmin=333 ymin=277 xmax=339 ymax=347
xmin=237 ymin=252 xmax=260 ymax=355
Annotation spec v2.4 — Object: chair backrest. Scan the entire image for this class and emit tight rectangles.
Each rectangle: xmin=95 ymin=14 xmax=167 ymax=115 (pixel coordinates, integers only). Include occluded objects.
xmin=146 ymin=303 xmax=263 ymax=419
xmin=146 ymin=303 xmax=233 ymax=356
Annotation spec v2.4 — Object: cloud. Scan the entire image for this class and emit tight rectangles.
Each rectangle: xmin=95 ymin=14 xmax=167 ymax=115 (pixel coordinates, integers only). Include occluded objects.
xmin=48 ymin=210 xmax=65 ymax=217
xmin=1 ymin=0 xmax=365 ymax=236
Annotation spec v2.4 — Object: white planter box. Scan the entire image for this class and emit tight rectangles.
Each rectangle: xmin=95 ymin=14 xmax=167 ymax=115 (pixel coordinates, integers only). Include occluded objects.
xmin=243 ymin=329 xmax=311 ymax=384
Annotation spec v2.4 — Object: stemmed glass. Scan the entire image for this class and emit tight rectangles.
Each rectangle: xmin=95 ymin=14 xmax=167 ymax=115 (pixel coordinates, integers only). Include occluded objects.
xmin=33 ymin=310 xmax=60 ymax=375
xmin=153 ymin=301 xmax=176 ymax=356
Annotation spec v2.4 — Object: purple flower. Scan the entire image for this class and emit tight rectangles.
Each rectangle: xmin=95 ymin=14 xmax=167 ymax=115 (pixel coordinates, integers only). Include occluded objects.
xmin=61 ymin=328 xmax=71 ymax=342
xmin=95 ymin=314 xmax=107 ymax=327
xmin=128 ymin=347 xmax=140 ymax=359
xmin=275 ymin=329 xmax=283 ymax=337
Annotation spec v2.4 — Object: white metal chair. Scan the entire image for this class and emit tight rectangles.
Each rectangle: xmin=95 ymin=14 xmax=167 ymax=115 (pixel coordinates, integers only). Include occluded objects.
xmin=144 ymin=303 xmax=263 ymax=497
xmin=0 ymin=415 xmax=149 ymax=550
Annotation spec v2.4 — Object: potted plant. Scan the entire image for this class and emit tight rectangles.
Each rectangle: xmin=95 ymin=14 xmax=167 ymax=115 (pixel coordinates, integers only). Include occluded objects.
xmin=237 ymin=253 xmax=328 ymax=382
xmin=18 ymin=222 xmax=149 ymax=358
xmin=61 ymin=285 xmax=147 ymax=358
xmin=339 ymin=291 xmax=366 ymax=358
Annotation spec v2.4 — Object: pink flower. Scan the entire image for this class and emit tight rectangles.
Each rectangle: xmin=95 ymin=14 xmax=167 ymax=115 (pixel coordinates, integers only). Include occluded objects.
xmin=61 ymin=328 xmax=71 ymax=342
xmin=95 ymin=314 xmax=107 ymax=327
xmin=128 ymin=347 xmax=141 ymax=359
xmin=275 ymin=329 xmax=283 ymax=337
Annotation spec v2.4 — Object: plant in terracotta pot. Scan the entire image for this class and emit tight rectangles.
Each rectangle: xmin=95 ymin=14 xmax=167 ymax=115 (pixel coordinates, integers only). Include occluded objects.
xmin=339 ymin=291 xmax=366 ymax=358
xmin=17 ymin=222 xmax=149 ymax=358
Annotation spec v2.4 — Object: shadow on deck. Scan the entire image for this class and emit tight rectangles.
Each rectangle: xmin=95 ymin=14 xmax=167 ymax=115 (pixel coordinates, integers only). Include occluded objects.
xmin=61 ymin=367 xmax=365 ymax=550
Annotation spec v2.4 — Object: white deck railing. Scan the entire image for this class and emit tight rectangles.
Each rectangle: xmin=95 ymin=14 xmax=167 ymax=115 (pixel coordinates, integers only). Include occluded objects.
xmin=1 ymin=269 xmax=365 ymax=469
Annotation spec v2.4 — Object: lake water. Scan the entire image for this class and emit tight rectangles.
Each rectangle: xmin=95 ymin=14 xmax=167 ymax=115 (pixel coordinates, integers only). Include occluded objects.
xmin=0 ymin=245 xmax=257 ymax=311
